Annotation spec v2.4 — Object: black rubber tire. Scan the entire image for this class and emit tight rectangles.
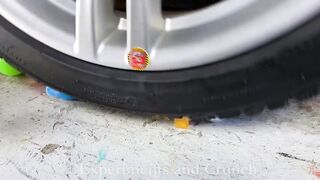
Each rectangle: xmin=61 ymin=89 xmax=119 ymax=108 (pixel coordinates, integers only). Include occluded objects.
xmin=162 ymin=0 xmax=221 ymax=10
xmin=115 ymin=0 xmax=221 ymax=11
xmin=1 ymin=14 xmax=320 ymax=117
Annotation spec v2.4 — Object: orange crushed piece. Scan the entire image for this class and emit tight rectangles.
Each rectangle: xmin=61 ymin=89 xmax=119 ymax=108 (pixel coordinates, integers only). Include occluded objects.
xmin=310 ymin=165 xmax=320 ymax=178
xmin=174 ymin=116 xmax=190 ymax=129
xmin=312 ymin=169 xmax=320 ymax=177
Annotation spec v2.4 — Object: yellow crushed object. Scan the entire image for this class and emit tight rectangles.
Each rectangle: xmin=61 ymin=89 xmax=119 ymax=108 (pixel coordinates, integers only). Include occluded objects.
xmin=174 ymin=116 xmax=190 ymax=129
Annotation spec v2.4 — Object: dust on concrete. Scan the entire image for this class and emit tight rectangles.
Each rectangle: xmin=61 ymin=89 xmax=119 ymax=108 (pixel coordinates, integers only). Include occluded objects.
xmin=52 ymin=121 xmax=65 ymax=130
xmin=277 ymin=152 xmax=313 ymax=163
xmin=143 ymin=115 xmax=170 ymax=127
xmin=40 ymin=144 xmax=61 ymax=155
xmin=297 ymin=103 xmax=313 ymax=112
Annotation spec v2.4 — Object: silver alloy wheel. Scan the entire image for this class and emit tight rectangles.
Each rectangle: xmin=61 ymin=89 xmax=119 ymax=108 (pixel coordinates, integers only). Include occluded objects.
xmin=1 ymin=0 xmax=320 ymax=71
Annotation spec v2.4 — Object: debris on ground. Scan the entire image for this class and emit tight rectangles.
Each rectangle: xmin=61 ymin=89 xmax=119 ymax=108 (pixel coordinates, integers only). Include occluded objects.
xmin=174 ymin=116 xmax=190 ymax=129
xmin=41 ymin=144 xmax=61 ymax=155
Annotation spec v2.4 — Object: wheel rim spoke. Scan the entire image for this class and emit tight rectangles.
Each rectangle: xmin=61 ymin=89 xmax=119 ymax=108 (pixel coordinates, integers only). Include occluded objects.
xmin=126 ymin=0 xmax=165 ymax=53
xmin=74 ymin=0 xmax=118 ymax=58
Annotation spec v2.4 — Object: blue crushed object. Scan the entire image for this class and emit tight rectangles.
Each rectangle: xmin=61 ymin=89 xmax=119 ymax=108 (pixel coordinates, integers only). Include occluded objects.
xmin=97 ymin=149 xmax=107 ymax=163
xmin=45 ymin=86 xmax=76 ymax=101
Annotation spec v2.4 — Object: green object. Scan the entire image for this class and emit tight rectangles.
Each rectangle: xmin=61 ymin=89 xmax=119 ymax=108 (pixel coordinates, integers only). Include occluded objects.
xmin=0 ymin=58 xmax=22 ymax=76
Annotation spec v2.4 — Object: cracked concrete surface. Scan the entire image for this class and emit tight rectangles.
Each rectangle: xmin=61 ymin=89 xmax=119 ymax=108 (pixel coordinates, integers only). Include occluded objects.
xmin=0 ymin=75 xmax=319 ymax=180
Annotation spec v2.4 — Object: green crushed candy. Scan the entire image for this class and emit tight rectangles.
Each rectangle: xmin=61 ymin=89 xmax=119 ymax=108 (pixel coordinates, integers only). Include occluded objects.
xmin=0 ymin=58 xmax=22 ymax=76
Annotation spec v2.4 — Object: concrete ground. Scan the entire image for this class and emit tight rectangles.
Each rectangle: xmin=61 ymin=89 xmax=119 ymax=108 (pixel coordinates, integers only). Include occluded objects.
xmin=0 ymin=75 xmax=319 ymax=180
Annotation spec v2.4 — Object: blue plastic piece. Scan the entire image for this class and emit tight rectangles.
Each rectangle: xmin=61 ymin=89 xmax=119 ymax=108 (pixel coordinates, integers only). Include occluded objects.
xmin=97 ymin=149 xmax=107 ymax=163
xmin=45 ymin=86 xmax=76 ymax=101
